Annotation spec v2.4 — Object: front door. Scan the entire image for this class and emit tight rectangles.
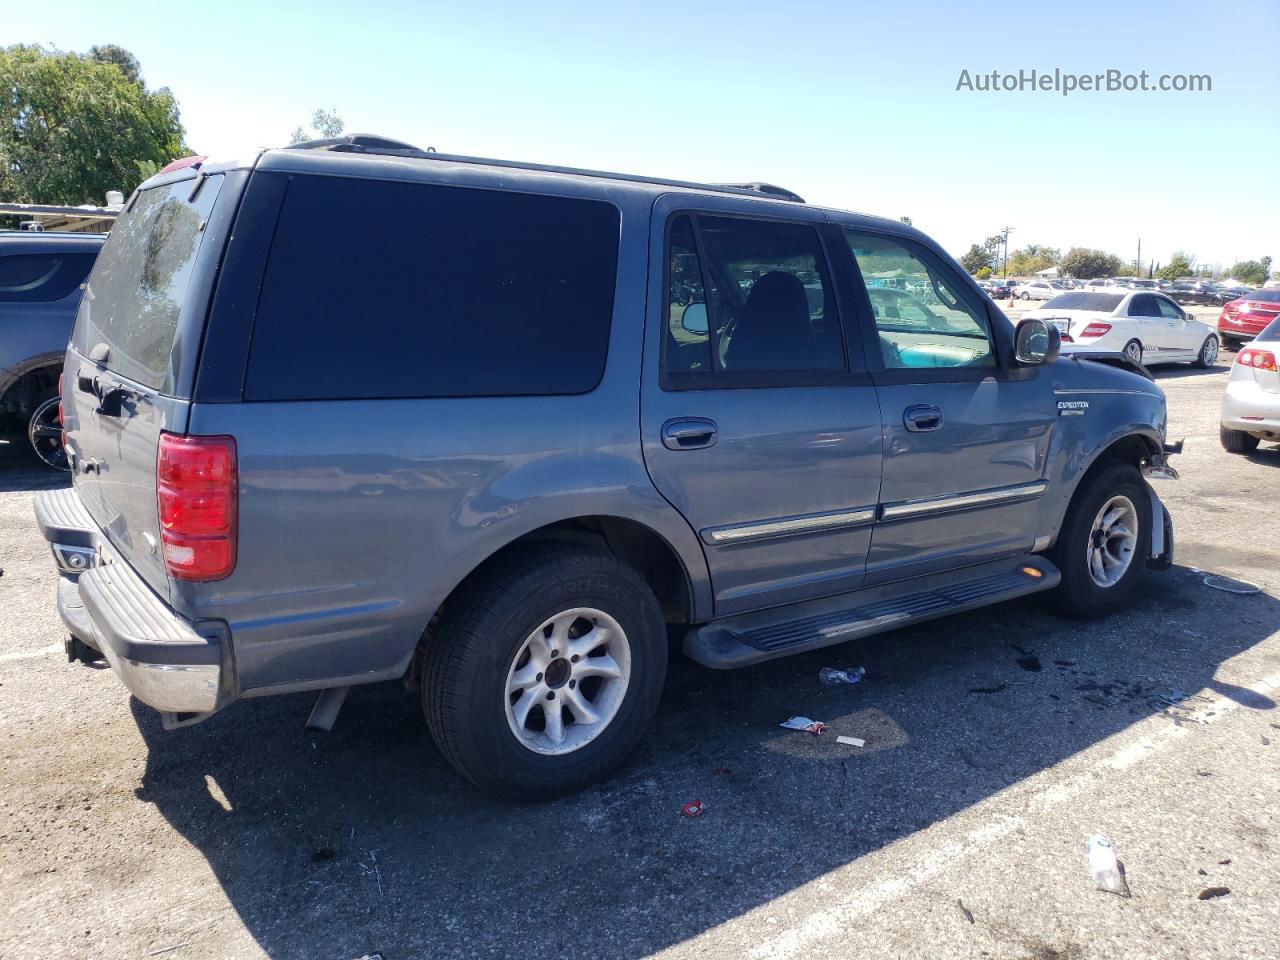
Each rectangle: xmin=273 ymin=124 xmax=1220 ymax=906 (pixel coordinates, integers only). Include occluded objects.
xmin=1154 ymin=293 xmax=1200 ymax=354
xmin=835 ymin=226 xmax=1058 ymax=584
xmin=641 ymin=197 xmax=883 ymax=616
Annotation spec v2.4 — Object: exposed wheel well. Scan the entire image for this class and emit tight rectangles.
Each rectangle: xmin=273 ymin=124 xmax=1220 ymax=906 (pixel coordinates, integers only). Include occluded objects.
xmin=442 ymin=516 xmax=694 ymax=628
xmin=1087 ymin=434 xmax=1159 ymax=477
xmin=0 ymin=363 xmax=60 ymax=433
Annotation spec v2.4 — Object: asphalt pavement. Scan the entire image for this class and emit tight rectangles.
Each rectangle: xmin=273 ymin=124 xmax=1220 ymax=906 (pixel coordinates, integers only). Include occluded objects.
xmin=1 ymin=344 xmax=1277 ymax=960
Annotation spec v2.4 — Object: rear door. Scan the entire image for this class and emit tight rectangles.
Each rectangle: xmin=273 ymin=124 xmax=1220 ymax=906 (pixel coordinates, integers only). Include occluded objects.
xmin=63 ymin=173 xmax=230 ymax=597
xmin=641 ymin=196 xmax=883 ymax=616
xmin=835 ymin=226 xmax=1057 ymax=584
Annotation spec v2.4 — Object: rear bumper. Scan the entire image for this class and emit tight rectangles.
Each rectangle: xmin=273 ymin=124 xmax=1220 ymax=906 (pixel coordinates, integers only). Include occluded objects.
xmin=34 ymin=487 xmax=229 ymax=714
xmin=1221 ymin=380 xmax=1280 ymax=434
xmin=1218 ymin=317 xmax=1270 ymax=339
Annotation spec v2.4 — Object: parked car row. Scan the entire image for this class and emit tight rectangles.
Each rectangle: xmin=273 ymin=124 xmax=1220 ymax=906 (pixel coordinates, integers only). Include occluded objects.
xmin=1024 ymin=290 xmax=1218 ymax=367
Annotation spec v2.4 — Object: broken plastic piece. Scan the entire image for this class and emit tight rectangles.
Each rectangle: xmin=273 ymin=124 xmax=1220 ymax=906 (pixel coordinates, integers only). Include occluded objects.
xmin=819 ymin=666 xmax=865 ymax=686
xmin=1087 ymin=834 xmax=1131 ymax=897
xmin=780 ymin=716 xmax=826 ymax=735
xmin=682 ymin=800 xmax=705 ymax=817
xmin=836 ymin=735 xmax=865 ymax=747
xmin=1202 ymin=574 xmax=1261 ymax=595
xmin=1197 ymin=886 xmax=1230 ymax=900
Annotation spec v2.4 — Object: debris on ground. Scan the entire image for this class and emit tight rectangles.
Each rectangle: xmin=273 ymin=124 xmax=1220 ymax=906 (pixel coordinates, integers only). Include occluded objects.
xmin=1087 ymin=834 xmax=1131 ymax=898
xmin=1197 ymin=886 xmax=1230 ymax=900
xmin=780 ymin=716 xmax=826 ymax=735
xmin=148 ymin=945 xmax=191 ymax=957
xmin=1015 ymin=655 xmax=1042 ymax=672
xmin=819 ymin=665 xmax=865 ymax=686
xmin=681 ymin=801 xmax=705 ymax=817
xmin=956 ymin=899 xmax=975 ymax=924
xmin=311 ymin=847 xmax=336 ymax=862
xmin=968 ymin=683 xmax=1007 ymax=694
xmin=1202 ymin=574 xmax=1262 ymax=595
xmin=836 ymin=735 xmax=865 ymax=747
xmin=1218 ymin=858 xmax=1232 ymax=865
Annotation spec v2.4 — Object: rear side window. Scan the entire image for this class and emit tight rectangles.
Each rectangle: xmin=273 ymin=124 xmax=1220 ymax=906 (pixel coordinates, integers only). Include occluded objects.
xmin=0 ymin=251 xmax=97 ymax=302
xmin=72 ymin=176 xmax=224 ymax=390
xmin=244 ymin=176 xmax=620 ymax=401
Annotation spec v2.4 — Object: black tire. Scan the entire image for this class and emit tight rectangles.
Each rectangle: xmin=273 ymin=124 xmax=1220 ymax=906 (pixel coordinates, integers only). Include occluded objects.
xmin=1046 ymin=462 xmax=1151 ymax=618
xmin=26 ymin=394 xmax=69 ymax=471
xmin=1220 ymin=426 xmax=1260 ymax=454
xmin=1193 ymin=335 xmax=1219 ymax=369
xmin=420 ymin=544 xmax=667 ymax=800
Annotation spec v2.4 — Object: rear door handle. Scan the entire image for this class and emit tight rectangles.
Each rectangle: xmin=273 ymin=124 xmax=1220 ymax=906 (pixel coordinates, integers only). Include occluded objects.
xmin=662 ymin=417 xmax=719 ymax=450
xmin=903 ymin=405 xmax=943 ymax=432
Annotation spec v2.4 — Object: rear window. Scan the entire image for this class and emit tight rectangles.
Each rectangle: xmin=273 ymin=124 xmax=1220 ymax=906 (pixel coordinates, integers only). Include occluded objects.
xmin=1246 ymin=289 xmax=1280 ymax=304
xmin=71 ymin=176 xmax=224 ymax=390
xmin=244 ymin=176 xmax=620 ymax=401
xmin=0 ymin=251 xmax=97 ymax=302
xmin=1259 ymin=317 xmax=1280 ymax=340
xmin=1043 ymin=292 xmax=1124 ymax=311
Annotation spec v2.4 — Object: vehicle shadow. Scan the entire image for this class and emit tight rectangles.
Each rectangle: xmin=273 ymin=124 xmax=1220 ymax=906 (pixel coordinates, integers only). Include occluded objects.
xmin=128 ymin=565 xmax=1280 ymax=959
xmin=0 ymin=443 xmax=68 ymax=493
xmin=1147 ymin=364 xmax=1223 ymax=381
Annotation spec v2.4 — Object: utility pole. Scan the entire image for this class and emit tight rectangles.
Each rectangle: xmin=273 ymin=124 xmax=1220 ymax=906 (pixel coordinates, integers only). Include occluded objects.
xmin=1001 ymin=226 xmax=1013 ymax=278
xmin=1136 ymin=238 xmax=1141 ymax=276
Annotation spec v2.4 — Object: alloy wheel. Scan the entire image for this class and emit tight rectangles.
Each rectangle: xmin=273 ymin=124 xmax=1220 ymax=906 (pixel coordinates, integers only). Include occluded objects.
xmin=1087 ymin=495 xmax=1138 ymax=588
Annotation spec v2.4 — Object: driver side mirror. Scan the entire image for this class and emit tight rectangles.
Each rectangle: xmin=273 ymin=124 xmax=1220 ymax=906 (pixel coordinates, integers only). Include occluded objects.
xmin=680 ymin=302 xmax=709 ymax=335
xmin=1014 ymin=317 xmax=1061 ymax=366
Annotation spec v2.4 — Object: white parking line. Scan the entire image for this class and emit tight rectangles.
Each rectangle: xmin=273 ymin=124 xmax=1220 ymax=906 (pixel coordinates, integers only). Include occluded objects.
xmin=0 ymin=643 xmax=64 ymax=664
xmin=749 ymin=672 xmax=1280 ymax=960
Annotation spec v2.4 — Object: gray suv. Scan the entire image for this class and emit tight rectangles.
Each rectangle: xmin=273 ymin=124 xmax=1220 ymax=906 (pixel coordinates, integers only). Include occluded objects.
xmin=1 ymin=231 xmax=104 ymax=468
xmin=34 ymin=137 xmax=1178 ymax=798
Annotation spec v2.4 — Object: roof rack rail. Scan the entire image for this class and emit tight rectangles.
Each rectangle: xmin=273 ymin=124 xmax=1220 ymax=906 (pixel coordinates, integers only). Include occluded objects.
xmin=283 ymin=133 xmax=429 ymax=153
xmin=274 ymin=135 xmax=805 ymax=204
xmin=712 ymin=182 xmax=805 ymax=203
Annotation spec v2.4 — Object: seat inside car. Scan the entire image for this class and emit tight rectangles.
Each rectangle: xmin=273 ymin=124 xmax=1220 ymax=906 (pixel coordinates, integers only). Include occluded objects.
xmin=723 ymin=271 xmax=819 ymax=371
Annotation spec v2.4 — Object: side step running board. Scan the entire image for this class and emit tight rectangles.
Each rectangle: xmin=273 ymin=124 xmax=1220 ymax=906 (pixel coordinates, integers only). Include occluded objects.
xmin=684 ymin=555 xmax=1060 ymax=669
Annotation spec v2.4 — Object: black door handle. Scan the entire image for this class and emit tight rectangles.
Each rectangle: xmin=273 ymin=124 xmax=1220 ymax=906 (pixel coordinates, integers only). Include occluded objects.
xmin=662 ymin=418 xmax=719 ymax=450
xmin=903 ymin=405 xmax=943 ymax=432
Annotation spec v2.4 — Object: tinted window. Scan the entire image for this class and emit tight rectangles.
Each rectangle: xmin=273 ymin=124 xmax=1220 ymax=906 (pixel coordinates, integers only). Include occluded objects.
xmin=1258 ymin=317 xmax=1280 ymax=341
xmin=846 ymin=230 xmax=995 ymax=369
xmin=72 ymin=177 xmax=224 ymax=389
xmin=1247 ymin=289 xmax=1280 ymax=304
xmin=0 ymin=251 xmax=97 ymax=302
xmin=1155 ymin=296 xmax=1183 ymax=319
xmin=245 ymin=176 xmax=620 ymax=400
xmin=1044 ymin=292 xmax=1124 ymax=311
xmin=665 ymin=216 xmax=711 ymax=374
xmin=693 ymin=215 xmax=844 ymax=374
xmin=1129 ymin=294 xmax=1161 ymax=317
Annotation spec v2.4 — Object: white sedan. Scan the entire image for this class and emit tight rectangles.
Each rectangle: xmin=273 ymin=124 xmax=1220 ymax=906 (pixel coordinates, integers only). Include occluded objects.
xmin=1013 ymin=280 xmax=1069 ymax=300
xmin=1024 ymin=290 xmax=1219 ymax=367
xmin=1220 ymin=316 xmax=1280 ymax=454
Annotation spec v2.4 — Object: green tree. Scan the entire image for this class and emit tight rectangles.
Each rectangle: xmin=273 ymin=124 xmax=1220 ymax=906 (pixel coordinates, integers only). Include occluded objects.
xmin=289 ymin=107 xmax=345 ymax=144
xmin=87 ymin=44 xmax=142 ymax=85
xmin=899 ymin=215 xmax=912 ymax=225
xmin=975 ymin=265 xmax=992 ymax=279
xmin=1060 ymin=247 xmax=1122 ymax=279
xmin=1227 ymin=259 xmax=1268 ymax=285
xmin=0 ymin=44 xmax=185 ymax=205
xmin=1157 ymin=253 xmax=1194 ymax=282
xmin=1006 ymin=245 xmax=1061 ymax=276
xmin=959 ymin=243 xmax=993 ymax=274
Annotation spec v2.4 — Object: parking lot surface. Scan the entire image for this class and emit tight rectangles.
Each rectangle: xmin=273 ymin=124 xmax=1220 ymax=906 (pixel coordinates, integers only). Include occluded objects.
xmin=2 ymin=336 xmax=1277 ymax=960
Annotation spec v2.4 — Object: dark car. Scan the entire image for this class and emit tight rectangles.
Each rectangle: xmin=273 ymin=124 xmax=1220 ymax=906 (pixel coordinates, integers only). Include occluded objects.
xmin=987 ymin=278 xmax=1013 ymax=298
xmin=0 ymin=231 xmax=104 ymax=468
xmin=34 ymin=137 xmax=1178 ymax=799
xmin=1169 ymin=281 xmax=1228 ymax=306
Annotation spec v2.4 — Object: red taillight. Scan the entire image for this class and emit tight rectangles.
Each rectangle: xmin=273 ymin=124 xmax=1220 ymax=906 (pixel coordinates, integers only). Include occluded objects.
xmin=157 ymin=433 xmax=237 ymax=581
xmin=1080 ymin=322 xmax=1112 ymax=338
xmin=1237 ymin=349 xmax=1278 ymax=372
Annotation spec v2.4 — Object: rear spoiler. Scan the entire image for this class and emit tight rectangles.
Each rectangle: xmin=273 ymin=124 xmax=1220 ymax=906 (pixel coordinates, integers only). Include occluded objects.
xmin=1071 ymin=352 xmax=1154 ymax=381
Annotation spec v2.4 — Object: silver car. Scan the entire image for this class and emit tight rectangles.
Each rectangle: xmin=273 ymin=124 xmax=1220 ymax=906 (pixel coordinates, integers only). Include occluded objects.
xmin=1220 ymin=316 xmax=1280 ymax=454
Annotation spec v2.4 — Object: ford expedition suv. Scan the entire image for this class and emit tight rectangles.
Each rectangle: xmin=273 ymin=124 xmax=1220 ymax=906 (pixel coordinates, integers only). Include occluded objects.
xmin=35 ymin=136 xmax=1178 ymax=799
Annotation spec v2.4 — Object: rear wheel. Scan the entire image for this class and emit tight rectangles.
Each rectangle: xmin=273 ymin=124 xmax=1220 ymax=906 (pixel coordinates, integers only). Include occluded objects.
xmin=27 ymin=396 xmax=68 ymax=471
xmin=1046 ymin=462 xmax=1150 ymax=617
xmin=1220 ymin=425 xmax=1260 ymax=454
xmin=1122 ymin=339 xmax=1144 ymax=365
xmin=1020 ymin=291 xmax=1030 ymax=300
xmin=420 ymin=545 xmax=667 ymax=800
xmin=1193 ymin=335 xmax=1219 ymax=368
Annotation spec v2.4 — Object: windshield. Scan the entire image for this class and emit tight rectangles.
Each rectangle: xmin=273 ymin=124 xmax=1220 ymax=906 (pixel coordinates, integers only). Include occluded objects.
xmin=71 ymin=175 xmax=223 ymax=390
xmin=1043 ymin=292 xmax=1125 ymax=311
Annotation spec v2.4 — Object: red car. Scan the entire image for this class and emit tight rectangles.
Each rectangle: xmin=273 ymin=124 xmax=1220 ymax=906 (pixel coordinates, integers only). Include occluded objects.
xmin=1219 ymin=288 xmax=1280 ymax=348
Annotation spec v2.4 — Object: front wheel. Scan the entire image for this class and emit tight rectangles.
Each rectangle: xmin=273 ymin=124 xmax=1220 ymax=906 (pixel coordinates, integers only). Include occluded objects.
xmin=1220 ymin=425 xmax=1260 ymax=454
xmin=420 ymin=545 xmax=667 ymax=799
xmin=1193 ymin=335 xmax=1219 ymax=368
xmin=1046 ymin=463 xmax=1150 ymax=617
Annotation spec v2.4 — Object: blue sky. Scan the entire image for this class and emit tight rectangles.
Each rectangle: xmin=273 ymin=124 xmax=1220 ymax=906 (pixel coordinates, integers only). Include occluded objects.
xmin=7 ymin=0 xmax=1278 ymax=269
